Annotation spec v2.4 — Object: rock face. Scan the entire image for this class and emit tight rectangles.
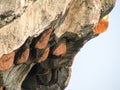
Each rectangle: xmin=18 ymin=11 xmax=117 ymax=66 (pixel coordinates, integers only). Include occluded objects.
xmin=0 ymin=0 xmax=116 ymax=90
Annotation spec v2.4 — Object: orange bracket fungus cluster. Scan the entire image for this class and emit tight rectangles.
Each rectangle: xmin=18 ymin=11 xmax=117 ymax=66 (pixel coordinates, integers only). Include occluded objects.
xmin=0 ymin=28 xmax=67 ymax=72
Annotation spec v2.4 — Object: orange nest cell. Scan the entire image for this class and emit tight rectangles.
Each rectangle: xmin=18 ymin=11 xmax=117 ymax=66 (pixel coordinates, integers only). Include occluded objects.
xmin=93 ymin=15 xmax=109 ymax=34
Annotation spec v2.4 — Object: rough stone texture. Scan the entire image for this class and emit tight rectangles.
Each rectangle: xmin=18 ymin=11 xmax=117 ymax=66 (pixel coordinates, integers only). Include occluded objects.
xmin=0 ymin=0 xmax=72 ymax=57
xmin=54 ymin=0 xmax=101 ymax=37
xmin=0 ymin=0 xmax=116 ymax=90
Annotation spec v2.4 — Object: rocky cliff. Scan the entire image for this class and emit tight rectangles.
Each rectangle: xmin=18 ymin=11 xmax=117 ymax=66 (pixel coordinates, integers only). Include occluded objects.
xmin=0 ymin=0 xmax=116 ymax=90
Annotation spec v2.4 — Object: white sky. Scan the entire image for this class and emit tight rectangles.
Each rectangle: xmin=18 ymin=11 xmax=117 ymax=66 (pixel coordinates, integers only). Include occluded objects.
xmin=66 ymin=0 xmax=120 ymax=90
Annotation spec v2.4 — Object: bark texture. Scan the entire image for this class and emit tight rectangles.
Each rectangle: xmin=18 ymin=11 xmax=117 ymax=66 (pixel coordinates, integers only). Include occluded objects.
xmin=0 ymin=0 xmax=116 ymax=90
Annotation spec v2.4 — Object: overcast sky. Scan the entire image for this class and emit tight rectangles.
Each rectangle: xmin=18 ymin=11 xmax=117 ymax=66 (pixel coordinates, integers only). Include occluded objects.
xmin=66 ymin=0 xmax=120 ymax=90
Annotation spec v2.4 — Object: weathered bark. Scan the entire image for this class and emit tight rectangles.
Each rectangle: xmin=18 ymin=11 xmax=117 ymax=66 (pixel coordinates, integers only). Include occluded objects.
xmin=0 ymin=0 xmax=116 ymax=90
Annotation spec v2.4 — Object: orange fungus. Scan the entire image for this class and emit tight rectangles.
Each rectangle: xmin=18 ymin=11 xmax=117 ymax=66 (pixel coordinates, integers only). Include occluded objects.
xmin=93 ymin=15 xmax=109 ymax=34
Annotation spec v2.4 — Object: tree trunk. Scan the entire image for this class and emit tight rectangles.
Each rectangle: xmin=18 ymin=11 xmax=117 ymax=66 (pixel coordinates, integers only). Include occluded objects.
xmin=0 ymin=0 xmax=116 ymax=90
